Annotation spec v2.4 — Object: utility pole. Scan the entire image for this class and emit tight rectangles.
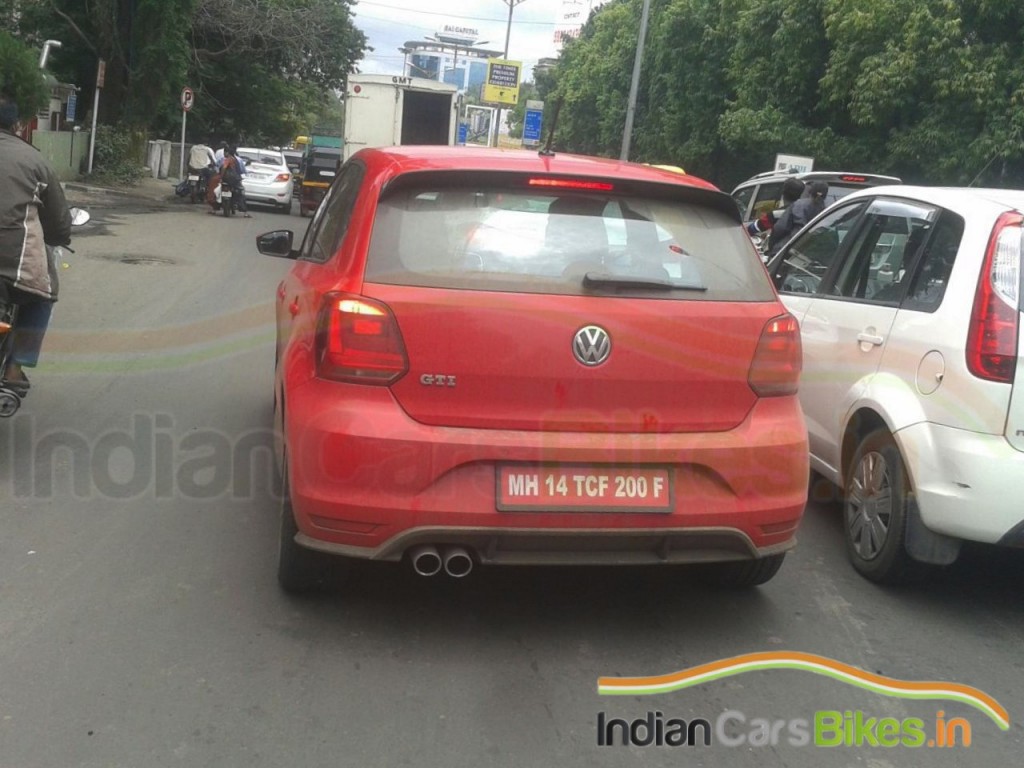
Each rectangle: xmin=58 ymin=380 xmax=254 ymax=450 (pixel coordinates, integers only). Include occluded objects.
xmin=620 ymin=0 xmax=651 ymax=161
xmin=493 ymin=0 xmax=526 ymax=147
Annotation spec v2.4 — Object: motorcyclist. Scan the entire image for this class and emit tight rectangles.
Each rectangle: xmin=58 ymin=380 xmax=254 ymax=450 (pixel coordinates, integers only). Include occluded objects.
xmin=0 ymin=93 xmax=72 ymax=396
xmin=187 ymin=140 xmax=217 ymax=198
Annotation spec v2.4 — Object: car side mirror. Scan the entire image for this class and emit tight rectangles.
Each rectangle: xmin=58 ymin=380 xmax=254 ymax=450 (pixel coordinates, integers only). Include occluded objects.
xmin=256 ymin=230 xmax=298 ymax=259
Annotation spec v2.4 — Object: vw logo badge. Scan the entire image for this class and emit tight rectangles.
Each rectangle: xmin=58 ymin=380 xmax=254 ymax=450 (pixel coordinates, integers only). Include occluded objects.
xmin=572 ymin=325 xmax=611 ymax=366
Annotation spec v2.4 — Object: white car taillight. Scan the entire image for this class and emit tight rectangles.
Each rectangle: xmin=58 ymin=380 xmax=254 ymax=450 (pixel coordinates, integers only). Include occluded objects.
xmin=967 ymin=212 xmax=1021 ymax=383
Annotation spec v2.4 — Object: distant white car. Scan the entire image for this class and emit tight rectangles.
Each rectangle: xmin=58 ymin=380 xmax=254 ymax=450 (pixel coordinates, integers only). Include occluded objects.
xmin=237 ymin=147 xmax=293 ymax=213
xmin=766 ymin=185 xmax=1024 ymax=582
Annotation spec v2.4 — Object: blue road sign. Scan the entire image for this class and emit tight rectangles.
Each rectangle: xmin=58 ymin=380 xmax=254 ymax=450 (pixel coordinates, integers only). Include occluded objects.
xmin=458 ymin=122 xmax=468 ymax=145
xmin=523 ymin=108 xmax=543 ymax=144
xmin=66 ymin=93 xmax=78 ymax=122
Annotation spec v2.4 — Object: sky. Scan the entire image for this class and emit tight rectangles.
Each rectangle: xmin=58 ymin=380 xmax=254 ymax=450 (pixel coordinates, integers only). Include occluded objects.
xmin=351 ymin=0 xmax=592 ymax=81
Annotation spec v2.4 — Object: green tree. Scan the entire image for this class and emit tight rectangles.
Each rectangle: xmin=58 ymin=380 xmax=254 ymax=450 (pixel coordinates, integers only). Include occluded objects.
xmin=0 ymin=29 xmax=48 ymax=120
xmin=542 ymin=0 xmax=1024 ymax=187
xmin=549 ymin=0 xmax=646 ymax=156
xmin=5 ymin=0 xmax=366 ymax=142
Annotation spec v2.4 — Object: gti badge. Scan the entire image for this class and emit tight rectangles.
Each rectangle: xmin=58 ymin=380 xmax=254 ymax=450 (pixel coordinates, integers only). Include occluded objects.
xmin=573 ymin=325 xmax=611 ymax=366
xmin=420 ymin=373 xmax=456 ymax=387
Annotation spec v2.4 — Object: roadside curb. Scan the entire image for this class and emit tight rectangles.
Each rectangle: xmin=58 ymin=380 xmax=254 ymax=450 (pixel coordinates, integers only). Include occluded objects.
xmin=64 ymin=181 xmax=179 ymax=205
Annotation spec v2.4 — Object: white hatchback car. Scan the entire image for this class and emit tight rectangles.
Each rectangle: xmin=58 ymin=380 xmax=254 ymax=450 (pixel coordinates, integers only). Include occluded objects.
xmin=237 ymin=147 xmax=294 ymax=213
xmin=766 ymin=186 xmax=1024 ymax=582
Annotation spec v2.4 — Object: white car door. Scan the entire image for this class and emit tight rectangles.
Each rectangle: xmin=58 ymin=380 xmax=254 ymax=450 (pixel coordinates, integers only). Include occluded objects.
xmin=796 ymin=198 xmax=939 ymax=474
xmin=771 ymin=200 xmax=869 ymax=325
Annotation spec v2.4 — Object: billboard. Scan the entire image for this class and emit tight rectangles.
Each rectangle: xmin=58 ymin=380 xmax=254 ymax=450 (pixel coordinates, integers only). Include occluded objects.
xmin=553 ymin=0 xmax=611 ymax=48
xmin=483 ymin=59 xmax=521 ymax=106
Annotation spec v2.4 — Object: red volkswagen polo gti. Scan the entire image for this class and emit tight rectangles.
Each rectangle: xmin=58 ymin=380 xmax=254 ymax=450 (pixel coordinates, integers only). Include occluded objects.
xmin=256 ymin=146 xmax=807 ymax=592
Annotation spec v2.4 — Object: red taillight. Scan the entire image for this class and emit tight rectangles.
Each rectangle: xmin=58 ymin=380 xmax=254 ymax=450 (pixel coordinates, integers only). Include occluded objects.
xmin=316 ymin=293 xmax=408 ymax=385
xmin=528 ymin=178 xmax=614 ymax=191
xmin=276 ymin=173 xmax=291 ymax=183
xmin=840 ymin=175 xmax=867 ymax=183
xmin=967 ymin=212 xmax=1021 ymax=383
xmin=748 ymin=314 xmax=802 ymax=397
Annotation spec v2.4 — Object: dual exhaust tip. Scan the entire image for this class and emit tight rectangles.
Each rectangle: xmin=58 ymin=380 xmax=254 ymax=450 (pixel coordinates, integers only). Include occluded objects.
xmin=409 ymin=544 xmax=474 ymax=578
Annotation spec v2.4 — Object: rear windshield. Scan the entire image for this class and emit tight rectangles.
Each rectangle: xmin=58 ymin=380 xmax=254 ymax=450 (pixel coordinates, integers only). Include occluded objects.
xmin=364 ymin=182 xmax=775 ymax=301
xmin=239 ymin=150 xmax=283 ymax=166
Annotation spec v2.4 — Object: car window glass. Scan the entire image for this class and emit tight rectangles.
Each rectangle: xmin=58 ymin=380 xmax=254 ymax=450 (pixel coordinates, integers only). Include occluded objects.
xmin=828 ymin=199 xmax=937 ymax=302
xmin=903 ymin=212 xmax=964 ymax=312
xmin=772 ymin=202 xmax=866 ymax=295
xmin=751 ymin=182 xmax=784 ymax=219
xmin=732 ymin=186 xmax=754 ymax=219
xmin=364 ymin=181 xmax=775 ymax=301
xmin=307 ymin=164 xmax=364 ymax=263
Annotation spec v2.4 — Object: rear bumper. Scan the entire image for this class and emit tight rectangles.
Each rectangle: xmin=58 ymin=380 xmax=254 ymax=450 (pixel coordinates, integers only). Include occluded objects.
xmin=242 ymin=183 xmax=291 ymax=204
xmin=898 ymin=421 xmax=1024 ymax=544
xmin=286 ymin=383 xmax=809 ymax=562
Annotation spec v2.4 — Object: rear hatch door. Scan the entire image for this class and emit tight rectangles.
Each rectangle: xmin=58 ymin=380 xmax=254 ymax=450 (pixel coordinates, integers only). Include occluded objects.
xmin=362 ymin=173 xmax=782 ymax=434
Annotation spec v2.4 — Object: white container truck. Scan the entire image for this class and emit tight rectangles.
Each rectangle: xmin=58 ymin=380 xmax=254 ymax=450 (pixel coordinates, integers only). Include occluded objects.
xmin=343 ymin=75 xmax=460 ymax=162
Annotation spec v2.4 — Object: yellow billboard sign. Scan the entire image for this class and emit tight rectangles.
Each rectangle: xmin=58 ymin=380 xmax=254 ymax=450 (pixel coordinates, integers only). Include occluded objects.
xmin=483 ymin=59 xmax=521 ymax=105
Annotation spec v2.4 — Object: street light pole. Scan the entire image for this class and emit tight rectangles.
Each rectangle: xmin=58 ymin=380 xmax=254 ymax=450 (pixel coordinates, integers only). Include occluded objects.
xmin=493 ymin=0 xmax=526 ymax=147
xmin=620 ymin=0 xmax=652 ymax=161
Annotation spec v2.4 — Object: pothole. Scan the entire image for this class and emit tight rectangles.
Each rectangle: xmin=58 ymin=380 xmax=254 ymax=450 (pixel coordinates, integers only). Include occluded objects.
xmin=89 ymin=252 xmax=179 ymax=266
xmin=119 ymin=256 xmax=176 ymax=266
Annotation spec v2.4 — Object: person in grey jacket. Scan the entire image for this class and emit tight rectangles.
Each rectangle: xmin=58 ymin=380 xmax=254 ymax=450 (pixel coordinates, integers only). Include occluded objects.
xmin=0 ymin=93 xmax=72 ymax=395
xmin=767 ymin=180 xmax=829 ymax=258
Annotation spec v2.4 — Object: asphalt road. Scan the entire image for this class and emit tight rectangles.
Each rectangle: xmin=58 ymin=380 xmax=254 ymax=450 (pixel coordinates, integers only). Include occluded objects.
xmin=0 ymin=193 xmax=1022 ymax=767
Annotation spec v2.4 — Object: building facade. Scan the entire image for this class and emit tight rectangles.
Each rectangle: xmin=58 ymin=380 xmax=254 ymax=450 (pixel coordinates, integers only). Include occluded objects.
xmin=400 ymin=37 xmax=503 ymax=97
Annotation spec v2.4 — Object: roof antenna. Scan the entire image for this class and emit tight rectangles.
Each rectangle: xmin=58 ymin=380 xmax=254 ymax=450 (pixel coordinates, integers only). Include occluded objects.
xmin=539 ymin=98 xmax=562 ymax=157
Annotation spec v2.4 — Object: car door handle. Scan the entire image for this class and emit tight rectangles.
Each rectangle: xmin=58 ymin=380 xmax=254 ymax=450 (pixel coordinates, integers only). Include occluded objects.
xmin=857 ymin=332 xmax=885 ymax=346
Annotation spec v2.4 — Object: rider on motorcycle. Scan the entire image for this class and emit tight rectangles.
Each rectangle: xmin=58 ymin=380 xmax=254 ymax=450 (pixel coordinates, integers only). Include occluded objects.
xmin=187 ymin=140 xmax=217 ymax=197
xmin=0 ymin=93 xmax=72 ymax=396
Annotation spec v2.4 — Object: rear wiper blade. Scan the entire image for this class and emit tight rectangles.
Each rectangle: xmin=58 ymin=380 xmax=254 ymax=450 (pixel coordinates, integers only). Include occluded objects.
xmin=582 ymin=271 xmax=708 ymax=292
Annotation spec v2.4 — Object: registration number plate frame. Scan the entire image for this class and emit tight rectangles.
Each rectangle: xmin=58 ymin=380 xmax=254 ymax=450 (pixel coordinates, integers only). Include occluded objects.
xmin=496 ymin=464 xmax=674 ymax=513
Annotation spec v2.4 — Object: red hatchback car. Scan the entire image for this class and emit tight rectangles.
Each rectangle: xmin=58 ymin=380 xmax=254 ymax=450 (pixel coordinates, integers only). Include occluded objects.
xmin=257 ymin=146 xmax=808 ymax=592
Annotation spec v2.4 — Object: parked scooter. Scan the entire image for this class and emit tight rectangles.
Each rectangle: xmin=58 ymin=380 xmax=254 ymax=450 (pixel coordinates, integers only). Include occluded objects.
xmin=0 ymin=207 xmax=90 ymax=417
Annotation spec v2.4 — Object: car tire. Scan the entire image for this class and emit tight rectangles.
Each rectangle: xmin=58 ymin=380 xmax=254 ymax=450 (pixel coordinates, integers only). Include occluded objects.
xmin=278 ymin=198 xmax=292 ymax=215
xmin=843 ymin=429 xmax=918 ymax=584
xmin=697 ymin=553 xmax=786 ymax=588
xmin=277 ymin=467 xmax=332 ymax=594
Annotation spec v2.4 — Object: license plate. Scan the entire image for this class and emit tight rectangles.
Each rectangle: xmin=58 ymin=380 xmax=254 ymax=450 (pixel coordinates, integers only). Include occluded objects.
xmin=497 ymin=465 xmax=673 ymax=512
xmin=187 ymin=175 xmax=199 ymax=181
xmin=221 ymin=190 xmax=232 ymax=198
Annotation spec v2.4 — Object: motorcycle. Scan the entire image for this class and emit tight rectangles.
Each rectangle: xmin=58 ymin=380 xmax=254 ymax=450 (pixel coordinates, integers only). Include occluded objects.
xmin=0 ymin=207 xmax=90 ymax=418
xmin=220 ymin=183 xmax=235 ymax=217
xmin=187 ymin=164 xmax=214 ymax=204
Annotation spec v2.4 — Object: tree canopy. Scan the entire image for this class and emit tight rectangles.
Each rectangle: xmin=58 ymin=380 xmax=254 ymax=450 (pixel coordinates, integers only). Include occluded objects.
xmin=2 ymin=0 xmax=366 ymax=145
xmin=0 ymin=29 xmax=48 ymax=119
xmin=541 ymin=0 xmax=1024 ymax=188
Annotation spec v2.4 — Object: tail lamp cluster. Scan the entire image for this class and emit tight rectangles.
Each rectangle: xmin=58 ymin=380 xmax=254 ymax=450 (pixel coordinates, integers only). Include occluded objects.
xmin=967 ymin=212 xmax=1022 ymax=383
